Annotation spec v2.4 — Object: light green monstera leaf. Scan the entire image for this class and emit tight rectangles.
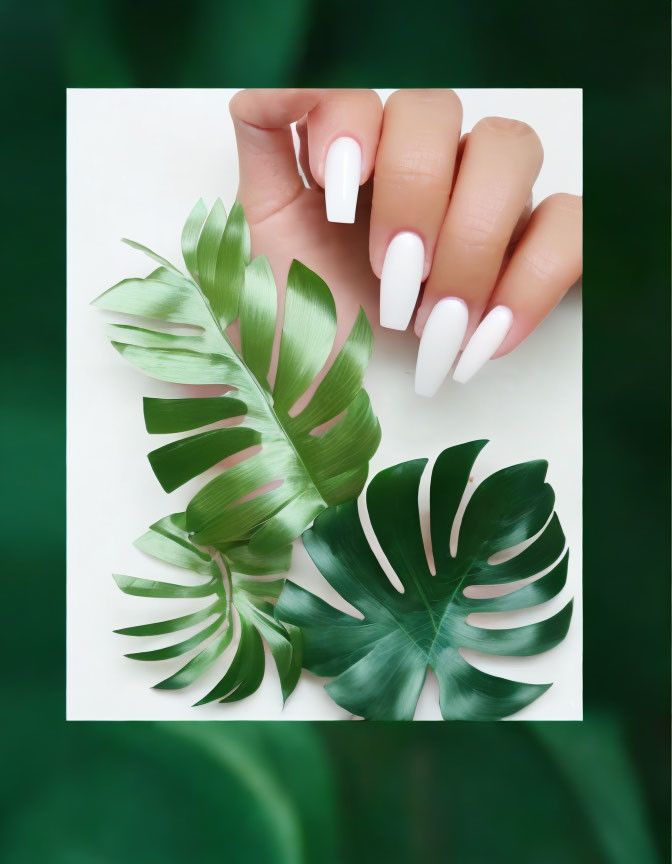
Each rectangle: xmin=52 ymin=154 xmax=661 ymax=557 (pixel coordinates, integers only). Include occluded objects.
xmin=276 ymin=441 xmax=573 ymax=721
xmin=93 ymin=199 xmax=380 ymax=554
xmin=114 ymin=513 xmax=301 ymax=705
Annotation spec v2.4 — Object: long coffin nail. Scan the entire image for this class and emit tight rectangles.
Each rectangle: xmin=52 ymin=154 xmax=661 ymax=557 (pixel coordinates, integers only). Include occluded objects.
xmin=325 ymin=137 xmax=362 ymax=223
xmin=380 ymin=232 xmax=425 ymax=330
xmin=415 ymin=297 xmax=469 ymax=397
xmin=453 ymin=305 xmax=513 ymax=383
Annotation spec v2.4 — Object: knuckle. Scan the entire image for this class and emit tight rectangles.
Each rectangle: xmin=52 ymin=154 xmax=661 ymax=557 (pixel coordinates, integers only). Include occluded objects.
xmin=376 ymin=150 xmax=453 ymax=190
xmin=363 ymin=89 xmax=384 ymax=113
xmin=386 ymin=88 xmax=462 ymax=118
xmin=229 ymin=89 xmax=246 ymax=117
xmin=475 ymin=116 xmax=534 ymax=137
xmin=520 ymin=248 xmax=562 ymax=284
xmin=330 ymin=88 xmax=382 ymax=112
xmin=473 ymin=117 xmax=543 ymax=165
xmin=448 ymin=192 xmax=511 ymax=250
xmin=542 ymin=192 xmax=583 ymax=216
xmin=384 ymin=88 xmax=408 ymax=111
xmin=446 ymin=221 xmax=506 ymax=253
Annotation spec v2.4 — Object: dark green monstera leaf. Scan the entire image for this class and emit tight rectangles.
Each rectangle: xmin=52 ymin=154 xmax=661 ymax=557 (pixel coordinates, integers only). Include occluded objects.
xmin=114 ymin=513 xmax=301 ymax=705
xmin=93 ymin=199 xmax=380 ymax=554
xmin=276 ymin=441 xmax=573 ymax=721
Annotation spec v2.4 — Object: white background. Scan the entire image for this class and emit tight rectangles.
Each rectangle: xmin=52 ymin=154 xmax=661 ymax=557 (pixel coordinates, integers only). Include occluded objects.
xmin=67 ymin=89 xmax=582 ymax=720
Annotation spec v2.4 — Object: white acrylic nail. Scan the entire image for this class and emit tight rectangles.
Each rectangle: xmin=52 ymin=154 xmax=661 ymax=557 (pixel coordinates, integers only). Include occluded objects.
xmin=325 ymin=137 xmax=362 ymax=223
xmin=379 ymin=232 xmax=425 ymax=330
xmin=453 ymin=305 xmax=513 ymax=384
xmin=414 ymin=298 xmax=469 ymax=397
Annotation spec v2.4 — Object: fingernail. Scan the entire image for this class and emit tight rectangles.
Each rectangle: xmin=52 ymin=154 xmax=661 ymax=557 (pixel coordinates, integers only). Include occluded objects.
xmin=380 ymin=232 xmax=425 ymax=330
xmin=325 ymin=137 xmax=362 ymax=223
xmin=414 ymin=298 xmax=469 ymax=397
xmin=453 ymin=306 xmax=513 ymax=384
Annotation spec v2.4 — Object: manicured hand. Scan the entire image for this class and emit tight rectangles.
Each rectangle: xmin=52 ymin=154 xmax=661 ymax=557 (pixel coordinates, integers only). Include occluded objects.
xmin=230 ymin=89 xmax=582 ymax=396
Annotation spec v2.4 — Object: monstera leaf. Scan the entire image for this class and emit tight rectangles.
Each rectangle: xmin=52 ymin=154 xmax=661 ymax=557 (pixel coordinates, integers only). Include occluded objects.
xmin=276 ymin=441 xmax=573 ymax=721
xmin=114 ymin=513 xmax=301 ymax=705
xmin=93 ymin=199 xmax=380 ymax=553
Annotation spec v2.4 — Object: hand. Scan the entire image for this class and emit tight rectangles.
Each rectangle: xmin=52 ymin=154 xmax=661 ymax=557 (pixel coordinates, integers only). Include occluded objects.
xmin=229 ymin=89 xmax=582 ymax=396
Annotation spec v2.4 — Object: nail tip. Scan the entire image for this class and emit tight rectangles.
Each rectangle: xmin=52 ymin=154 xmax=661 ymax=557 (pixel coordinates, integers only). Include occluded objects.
xmin=414 ymin=384 xmax=438 ymax=398
xmin=326 ymin=211 xmax=356 ymax=224
xmin=380 ymin=317 xmax=409 ymax=331
xmin=449 ymin=305 xmax=513 ymax=386
xmin=452 ymin=364 xmax=474 ymax=384
xmin=380 ymin=306 xmax=411 ymax=330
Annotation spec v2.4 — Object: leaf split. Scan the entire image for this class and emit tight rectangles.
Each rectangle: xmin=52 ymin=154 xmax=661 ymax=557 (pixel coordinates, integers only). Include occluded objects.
xmin=114 ymin=513 xmax=300 ymax=705
xmin=93 ymin=198 xmax=380 ymax=554
xmin=276 ymin=441 xmax=573 ymax=721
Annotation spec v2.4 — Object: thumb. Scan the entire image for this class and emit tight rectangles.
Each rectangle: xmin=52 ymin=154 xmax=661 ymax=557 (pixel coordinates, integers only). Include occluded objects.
xmin=229 ymin=89 xmax=324 ymax=223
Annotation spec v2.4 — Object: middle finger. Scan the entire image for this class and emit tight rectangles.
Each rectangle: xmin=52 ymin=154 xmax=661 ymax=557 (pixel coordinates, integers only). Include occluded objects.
xmin=416 ymin=116 xmax=544 ymax=340
xmin=371 ymin=89 xmax=463 ymax=330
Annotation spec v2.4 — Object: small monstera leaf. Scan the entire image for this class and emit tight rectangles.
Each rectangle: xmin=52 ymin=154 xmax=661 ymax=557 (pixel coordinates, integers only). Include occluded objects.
xmin=114 ymin=513 xmax=301 ymax=705
xmin=93 ymin=199 xmax=380 ymax=554
xmin=276 ymin=441 xmax=573 ymax=721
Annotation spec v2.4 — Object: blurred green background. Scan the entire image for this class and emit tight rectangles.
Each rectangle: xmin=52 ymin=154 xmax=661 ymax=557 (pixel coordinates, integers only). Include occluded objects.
xmin=2 ymin=0 xmax=669 ymax=860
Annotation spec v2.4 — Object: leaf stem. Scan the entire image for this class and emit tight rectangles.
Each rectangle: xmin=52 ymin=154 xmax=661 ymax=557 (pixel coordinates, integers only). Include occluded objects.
xmin=211 ymin=548 xmax=233 ymax=627
xmin=185 ymin=270 xmax=326 ymax=510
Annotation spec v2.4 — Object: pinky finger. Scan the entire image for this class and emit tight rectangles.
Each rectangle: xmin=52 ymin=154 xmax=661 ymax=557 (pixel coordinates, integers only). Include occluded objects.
xmin=453 ymin=193 xmax=582 ymax=382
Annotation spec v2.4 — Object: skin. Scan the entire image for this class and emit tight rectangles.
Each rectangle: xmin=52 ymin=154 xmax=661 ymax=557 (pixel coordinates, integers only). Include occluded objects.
xmin=229 ymin=88 xmax=582 ymax=367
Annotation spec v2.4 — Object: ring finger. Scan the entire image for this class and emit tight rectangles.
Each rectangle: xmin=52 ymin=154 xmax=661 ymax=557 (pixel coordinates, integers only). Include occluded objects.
xmin=413 ymin=117 xmax=543 ymax=395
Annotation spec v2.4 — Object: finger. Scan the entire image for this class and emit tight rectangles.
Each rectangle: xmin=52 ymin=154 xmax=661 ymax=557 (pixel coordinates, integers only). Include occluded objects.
xmin=230 ymin=88 xmax=383 ymax=226
xmin=452 ymin=193 xmax=582 ymax=383
xmin=230 ymin=88 xmax=323 ymax=223
xmin=415 ymin=117 xmax=544 ymax=339
xmin=307 ymin=89 xmax=383 ymax=222
xmin=371 ymin=89 xmax=463 ymax=329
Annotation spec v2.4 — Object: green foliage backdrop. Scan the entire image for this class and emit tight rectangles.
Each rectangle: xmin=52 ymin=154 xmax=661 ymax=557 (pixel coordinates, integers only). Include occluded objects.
xmin=2 ymin=0 xmax=669 ymax=860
